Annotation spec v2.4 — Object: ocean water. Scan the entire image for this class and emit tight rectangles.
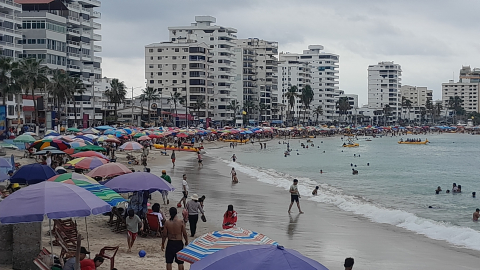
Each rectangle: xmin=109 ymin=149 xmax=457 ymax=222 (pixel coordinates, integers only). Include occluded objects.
xmin=208 ymin=133 xmax=480 ymax=251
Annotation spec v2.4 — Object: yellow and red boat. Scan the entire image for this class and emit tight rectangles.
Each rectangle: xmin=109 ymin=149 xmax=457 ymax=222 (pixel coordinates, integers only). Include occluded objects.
xmin=398 ymin=139 xmax=429 ymax=144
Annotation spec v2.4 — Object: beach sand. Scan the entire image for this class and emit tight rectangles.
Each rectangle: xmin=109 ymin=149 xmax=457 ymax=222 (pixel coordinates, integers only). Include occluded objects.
xmin=2 ymin=141 xmax=480 ymax=270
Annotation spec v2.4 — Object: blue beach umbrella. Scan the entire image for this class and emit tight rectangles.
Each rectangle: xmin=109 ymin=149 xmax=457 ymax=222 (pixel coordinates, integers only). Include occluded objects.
xmin=96 ymin=125 xmax=114 ymax=130
xmin=10 ymin=164 xmax=57 ymax=185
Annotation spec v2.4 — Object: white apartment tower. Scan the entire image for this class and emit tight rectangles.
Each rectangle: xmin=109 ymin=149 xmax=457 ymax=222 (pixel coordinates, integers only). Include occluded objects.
xmin=145 ymin=42 xmax=212 ymax=121
xmin=168 ymin=16 xmax=237 ymax=124
xmin=18 ymin=0 xmax=102 ymax=127
xmin=234 ymin=38 xmax=278 ymax=123
xmin=368 ymin=61 xmax=402 ymax=124
xmin=442 ymin=66 xmax=480 ymax=113
xmin=278 ymin=45 xmax=339 ymax=124
xmin=0 ymin=0 xmax=22 ymax=58
xmin=400 ymin=85 xmax=433 ymax=107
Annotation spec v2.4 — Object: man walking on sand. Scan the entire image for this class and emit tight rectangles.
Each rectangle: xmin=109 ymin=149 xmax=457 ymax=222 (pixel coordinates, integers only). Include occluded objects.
xmin=162 ymin=207 xmax=188 ymax=270
xmin=178 ymin=174 xmax=189 ymax=208
xmin=288 ymin=179 xmax=304 ymax=214
xmin=161 ymin=170 xmax=171 ymax=204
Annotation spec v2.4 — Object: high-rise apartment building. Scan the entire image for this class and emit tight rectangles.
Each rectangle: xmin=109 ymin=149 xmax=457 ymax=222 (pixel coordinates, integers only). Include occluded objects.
xmin=145 ymin=42 xmax=212 ymax=123
xmin=17 ymin=0 xmax=102 ymax=127
xmin=367 ymin=61 xmax=402 ymax=124
xmin=234 ymin=38 xmax=278 ymax=123
xmin=278 ymin=45 xmax=339 ymax=123
xmin=167 ymin=16 xmax=237 ymax=124
xmin=400 ymin=85 xmax=432 ymax=107
xmin=442 ymin=66 xmax=480 ymax=113
xmin=0 ymin=0 xmax=22 ymax=59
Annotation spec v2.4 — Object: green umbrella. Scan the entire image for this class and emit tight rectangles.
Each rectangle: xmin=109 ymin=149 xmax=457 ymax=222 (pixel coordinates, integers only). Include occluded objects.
xmin=0 ymin=142 xmax=18 ymax=150
xmin=67 ymin=127 xmax=81 ymax=132
xmin=13 ymin=134 xmax=36 ymax=143
xmin=74 ymin=145 xmax=106 ymax=153
xmin=133 ymin=132 xmax=146 ymax=138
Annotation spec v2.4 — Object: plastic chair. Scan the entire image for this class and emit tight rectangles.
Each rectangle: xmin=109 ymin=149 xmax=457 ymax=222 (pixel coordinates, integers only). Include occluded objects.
xmin=96 ymin=246 xmax=119 ymax=270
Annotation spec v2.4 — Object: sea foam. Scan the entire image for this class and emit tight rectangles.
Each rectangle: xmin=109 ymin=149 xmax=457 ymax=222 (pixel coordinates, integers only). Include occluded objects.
xmin=221 ymin=158 xmax=480 ymax=251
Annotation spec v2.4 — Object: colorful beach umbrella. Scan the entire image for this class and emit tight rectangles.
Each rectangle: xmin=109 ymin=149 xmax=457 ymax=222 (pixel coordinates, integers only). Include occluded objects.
xmin=82 ymin=128 xmax=100 ymax=134
xmin=47 ymin=173 xmax=126 ymax=207
xmin=70 ymin=141 xmax=87 ymax=148
xmin=0 ymin=182 xmax=111 ymax=224
xmin=87 ymin=163 xmax=132 ymax=178
xmin=71 ymin=151 xmax=108 ymax=159
xmin=95 ymin=125 xmax=114 ymax=130
xmin=119 ymin=141 xmax=143 ymax=151
xmin=29 ymin=139 xmax=70 ymax=151
xmin=137 ymin=135 xmax=151 ymax=141
xmin=67 ymin=127 xmax=81 ymax=132
xmin=104 ymin=172 xmax=175 ymax=193
xmin=10 ymin=164 xmax=57 ymax=185
xmin=74 ymin=145 xmax=106 ymax=153
xmin=177 ymin=227 xmax=277 ymax=264
xmin=189 ymin=244 xmax=329 ymax=270
xmin=13 ymin=134 xmax=36 ymax=143
xmin=23 ymin=132 xmax=37 ymax=136
xmin=68 ymin=157 xmax=109 ymax=170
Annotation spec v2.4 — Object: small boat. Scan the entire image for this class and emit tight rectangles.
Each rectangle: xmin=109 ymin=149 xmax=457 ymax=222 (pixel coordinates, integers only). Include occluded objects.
xmin=398 ymin=139 xmax=429 ymax=144
xmin=343 ymin=143 xmax=359 ymax=147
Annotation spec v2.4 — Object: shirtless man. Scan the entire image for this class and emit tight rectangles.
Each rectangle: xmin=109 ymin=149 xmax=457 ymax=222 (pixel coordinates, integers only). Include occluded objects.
xmin=162 ymin=207 xmax=189 ymax=270
xmin=473 ymin=208 xmax=480 ymax=221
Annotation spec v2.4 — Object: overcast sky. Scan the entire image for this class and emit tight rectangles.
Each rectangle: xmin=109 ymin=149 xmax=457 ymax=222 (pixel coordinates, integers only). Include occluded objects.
xmin=100 ymin=0 xmax=480 ymax=105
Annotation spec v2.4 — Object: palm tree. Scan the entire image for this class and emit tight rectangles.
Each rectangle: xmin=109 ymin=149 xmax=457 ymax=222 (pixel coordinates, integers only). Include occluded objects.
xmin=404 ymin=99 xmax=412 ymax=124
xmin=141 ymin=87 xmax=160 ymax=123
xmin=258 ymin=103 xmax=268 ymax=123
xmin=0 ymin=57 xmax=21 ymax=106
xmin=448 ymin=96 xmax=464 ymax=124
xmin=336 ymin=97 xmax=351 ymax=123
xmin=425 ymin=99 xmax=433 ymax=124
xmin=383 ymin=104 xmax=391 ymax=126
xmin=104 ymin=79 xmax=127 ymax=122
xmin=313 ymin=105 xmax=323 ymax=125
xmin=66 ymin=77 xmax=86 ymax=126
xmin=300 ymin=85 xmax=314 ymax=125
xmin=190 ymin=97 xmax=206 ymax=124
xmin=283 ymin=85 xmax=299 ymax=125
xmin=49 ymin=69 xmax=69 ymax=126
xmin=227 ymin=99 xmax=241 ymax=124
xmin=17 ymin=58 xmax=50 ymax=125
xmin=434 ymin=103 xmax=443 ymax=124
xmin=169 ymin=91 xmax=182 ymax=127
xmin=243 ymin=100 xmax=257 ymax=125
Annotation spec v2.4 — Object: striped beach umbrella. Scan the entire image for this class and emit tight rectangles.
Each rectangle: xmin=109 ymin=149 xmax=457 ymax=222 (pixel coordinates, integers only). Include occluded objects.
xmin=47 ymin=173 xmax=126 ymax=207
xmin=119 ymin=141 xmax=143 ymax=151
xmin=70 ymin=141 xmax=87 ymax=148
xmin=71 ymin=151 xmax=108 ymax=159
xmin=29 ymin=139 xmax=70 ymax=151
xmin=177 ymin=227 xmax=278 ymax=264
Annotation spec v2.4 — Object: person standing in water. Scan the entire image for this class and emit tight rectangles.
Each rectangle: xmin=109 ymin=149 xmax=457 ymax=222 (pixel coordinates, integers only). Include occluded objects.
xmin=231 ymin=154 xmax=237 ymax=162
xmin=473 ymin=208 xmax=480 ymax=221
xmin=288 ymin=179 xmax=304 ymax=214
xmin=231 ymin=168 xmax=238 ymax=183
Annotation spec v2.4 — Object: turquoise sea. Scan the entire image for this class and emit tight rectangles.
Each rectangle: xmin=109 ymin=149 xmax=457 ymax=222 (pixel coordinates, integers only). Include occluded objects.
xmin=209 ymin=133 xmax=480 ymax=251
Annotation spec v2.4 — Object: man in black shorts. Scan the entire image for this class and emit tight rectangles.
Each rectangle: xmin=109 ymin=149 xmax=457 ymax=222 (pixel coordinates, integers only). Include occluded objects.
xmin=162 ymin=207 xmax=188 ymax=270
xmin=288 ymin=179 xmax=304 ymax=214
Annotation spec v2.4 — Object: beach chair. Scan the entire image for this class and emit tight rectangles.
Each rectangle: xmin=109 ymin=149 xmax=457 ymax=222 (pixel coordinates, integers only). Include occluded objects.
xmin=111 ymin=207 xmax=127 ymax=233
xmin=95 ymin=246 xmax=119 ymax=270
xmin=53 ymin=226 xmax=77 ymax=260
xmin=146 ymin=213 xmax=163 ymax=237
xmin=33 ymin=248 xmax=52 ymax=270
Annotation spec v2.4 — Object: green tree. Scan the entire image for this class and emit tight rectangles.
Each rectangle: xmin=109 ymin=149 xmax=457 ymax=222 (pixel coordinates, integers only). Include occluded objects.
xmin=448 ymin=96 xmax=465 ymax=124
xmin=169 ymin=91 xmax=183 ymax=127
xmin=104 ymin=79 xmax=127 ymax=122
xmin=227 ymin=99 xmax=241 ymax=124
xmin=243 ymin=100 xmax=257 ymax=125
xmin=313 ymin=105 xmax=323 ymax=125
xmin=141 ymin=87 xmax=160 ymax=123
xmin=0 ymin=57 xmax=21 ymax=106
xmin=336 ymin=96 xmax=352 ymax=123
xmin=48 ymin=69 xmax=69 ymax=126
xmin=191 ymin=97 xmax=206 ymax=123
xmin=17 ymin=58 xmax=50 ymax=125
xmin=283 ymin=85 xmax=299 ymax=125
xmin=434 ymin=103 xmax=443 ymax=124
xmin=425 ymin=99 xmax=434 ymax=124
xmin=66 ymin=77 xmax=86 ymax=126
xmin=300 ymin=85 xmax=314 ymax=125
xmin=383 ymin=104 xmax=391 ymax=126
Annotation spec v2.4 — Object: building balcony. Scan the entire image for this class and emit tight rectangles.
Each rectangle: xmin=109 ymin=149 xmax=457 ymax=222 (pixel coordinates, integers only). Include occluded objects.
xmin=0 ymin=0 xmax=22 ymax=10
xmin=67 ymin=28 xmax=80 ymax=36
xmin=93 ymin=67 xmax=102 ymax=74
xmin=93 ymin=56 xmax=102 ymax=63
xmin=0 ymin=40 xmax=22 ymax=49
xmin=92 ymin=33 xmax=101 ymax=41
xmin=67 ymin=64 xmax=80 ymax=72
xmin=93 ymin=45 xmax=102 ymax=52
xmin=91 ymin=10 xmax=101 ymax=18
xmin=67 ymin=40 xmax=80 ymax=48
xmin=81 ymin=19 xmax=91 ymax=27
xmin=67 ymin=52 xmax=80 ymax=60
xmin=81 ymin=54 xmax=92 ymax=61
xmin=66 ymin=3 xmax=81 ymax=12
xmin=0 ymin=26 xmax=21 ymax=36
xmin=77 ymin=0 xmax=101 ymax=7
xmin=67 ymin=16 xmax=81 ymax=25
xmin=81 ymin=30 xmax=91 ymax=37
xmin=92 ymin=22 xmax=101 ymax=29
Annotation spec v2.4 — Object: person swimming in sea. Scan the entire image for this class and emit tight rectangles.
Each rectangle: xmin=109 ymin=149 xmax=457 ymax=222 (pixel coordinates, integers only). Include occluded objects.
xmin=352 ymin=169 xmax=358 ymax=175
xmin=312 ymin=186 xmax=319 ymax=196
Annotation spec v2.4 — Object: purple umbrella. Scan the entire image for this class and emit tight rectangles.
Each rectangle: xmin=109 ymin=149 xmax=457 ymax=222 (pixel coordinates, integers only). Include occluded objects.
xmin=10 ymin=164 xmax=57 ymax=185
xmin=104 ymin=172 xmax=175 ymax=193
xmin=190 ymin=245 xmax=329 ymax=270
xmin=0 ymin=181 xmax=112 ymax=224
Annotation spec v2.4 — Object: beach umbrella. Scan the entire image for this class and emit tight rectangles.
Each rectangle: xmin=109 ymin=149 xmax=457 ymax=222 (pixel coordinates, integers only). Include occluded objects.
xmin=133 ymin=132 xmax=146 ymax=138
xmin=71 ymin=151 xmax=108 ymax=159
xmin=177 ymin=133 xmax=188 ymax=138
xmin=34 ymin=146 xmax=66 ymax=155
xmin=0 ymin=170 xmax=9 ymax=182
xmin=0 ymin=142 xmax=18 ymax=150
xmin=69 ymin=157 xmax=109 ymax=170
xmin=137 ymin=135 xmax=151 ymax=141
xmin=13 ymin=134 xmax=36 ymax=143
xmin=177 ymin=227 xmax=277 ymax=264
xmin=30 ymin=139 xmax=70 ymax=151
xmin=105 ymin=138 xmax=121 ymax=143
xmin=87 ymin=163 xmax=132 ymax=178
xmin=74 ymin=145 xmax=106 ymax=153
xmin=119 ymin=141 xmax=143 ymax=151
xmin=10 ymin=164 xmax=57 ymax=185
xmin=47 ymin=173 xmax=126 ymax=207
xmin=67 ymin=127 xmax=81 ymax=132
xmin=82 ymin=128 xmax=100 ymax=134
xmin=95 ymin=125 xmax=114 ymax=130
xmin=70 ymin=141 xmax=87 ymax=148
xmin=0 ymin=181 xmax=111 ymax=224
xmin=97 ymin=135 xmax=108 ymax=142
xmin=23 ymin=132 xmax=37 ymax=136
xmin=0 ymin=158 xmax=12 ymax=168
xmin=104 ymin=172 xmax=175 ymax=193
xmin=189 ymin=244 xmax=329 ymax=270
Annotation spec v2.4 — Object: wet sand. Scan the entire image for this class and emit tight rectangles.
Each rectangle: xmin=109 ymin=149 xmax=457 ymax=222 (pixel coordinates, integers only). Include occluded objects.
xmin=163 ymin=151 xmax=480 ymax=270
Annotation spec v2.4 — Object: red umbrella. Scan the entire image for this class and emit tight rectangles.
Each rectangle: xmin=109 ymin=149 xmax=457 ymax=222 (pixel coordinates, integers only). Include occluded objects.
xmin=71 ymin=151 xmax=108 ymax=159
xmin=137 ymin=136 xmax=151 ymax=141
xmin=106 ymin=138 xmax=121 ymax=143
xmin=87 ymin=163 xmax=132 ymax=178
xmin=177 ymin=133 xmax=188 ymax=138
xmin=73 ymin=157 xmax=109 ymax=170
xmin=148 ymin=134 xmax=163 ymax=138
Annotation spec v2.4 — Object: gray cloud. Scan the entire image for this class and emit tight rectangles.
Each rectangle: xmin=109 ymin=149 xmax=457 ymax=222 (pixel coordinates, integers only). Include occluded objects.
xmin=99 ymin=0 xmax=480 ymax=104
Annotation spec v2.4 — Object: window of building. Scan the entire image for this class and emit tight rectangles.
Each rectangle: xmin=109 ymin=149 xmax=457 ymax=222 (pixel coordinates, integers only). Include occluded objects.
xmin=157 ymin=48 xmax=162 ymax=52
xmin=172 ymin=56 xmax=177 ymax=60
xmin=149 ymin=80 xmax=154 ymax=84
xmin=182 ymin=72 xmax=186 ymax=75
xmin=182 ymin=80 xmax=186 ymax=83
xmin=173 ymin=80 xmax=177 ymax=83
xmin=149 ymin=65 xmax=153 ymax=68
xmin=150 ymin=56 xmax=153 ymax=60
xmin=182 ymin=56 xmax=186 ymax=59
xmin=149 ymin=49 xmax=153 ymax=52
xmin=157 ymin=56 xmax=162 ymax=60
xmin=157 ymin=80 xmax=162 ymax=83
xmin=7 ymin=94 xmax=13 ymax=101
xmin=175 ymin=48 xmax=179 ymax=52
xmin=210 ymin=37 xmax=214 ymax=40
xmin=157 ymin=72 xmax=162 ymax=75
xmin=173 ymin=72 xmax=177 ymax=75
xmin=183 ymin=48 xmax=188 ymax=52
xmin=158 ymin=64 xmax=162 ymax=68
xmin=7 ymin=105 xmax=14 ymax=116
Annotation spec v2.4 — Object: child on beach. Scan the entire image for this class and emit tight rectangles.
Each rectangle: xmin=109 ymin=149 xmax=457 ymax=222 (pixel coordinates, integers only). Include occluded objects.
xmin=312 ymin=186 xmax=319 ymax=195
xmin=222 ymin=205 xmax=237 ymax=229
xmin=231 ymin=168 xmax=238 ymax=183
xmin=126 ymin=209 xmax=143 ymax=252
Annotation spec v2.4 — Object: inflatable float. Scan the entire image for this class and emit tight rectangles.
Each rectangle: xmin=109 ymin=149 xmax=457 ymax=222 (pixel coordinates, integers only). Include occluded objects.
xmin=398 ymin=139 xmax=429 ymax=144
xmin=153 ymin=144 xmax=201 ymax=152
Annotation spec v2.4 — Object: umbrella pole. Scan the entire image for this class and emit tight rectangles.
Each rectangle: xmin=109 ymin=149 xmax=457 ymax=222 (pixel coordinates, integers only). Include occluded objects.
xmin=49 ymin=219 xmax=54 ymax=255
xmin=85 ymin=217 xmax=90 ymax=251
